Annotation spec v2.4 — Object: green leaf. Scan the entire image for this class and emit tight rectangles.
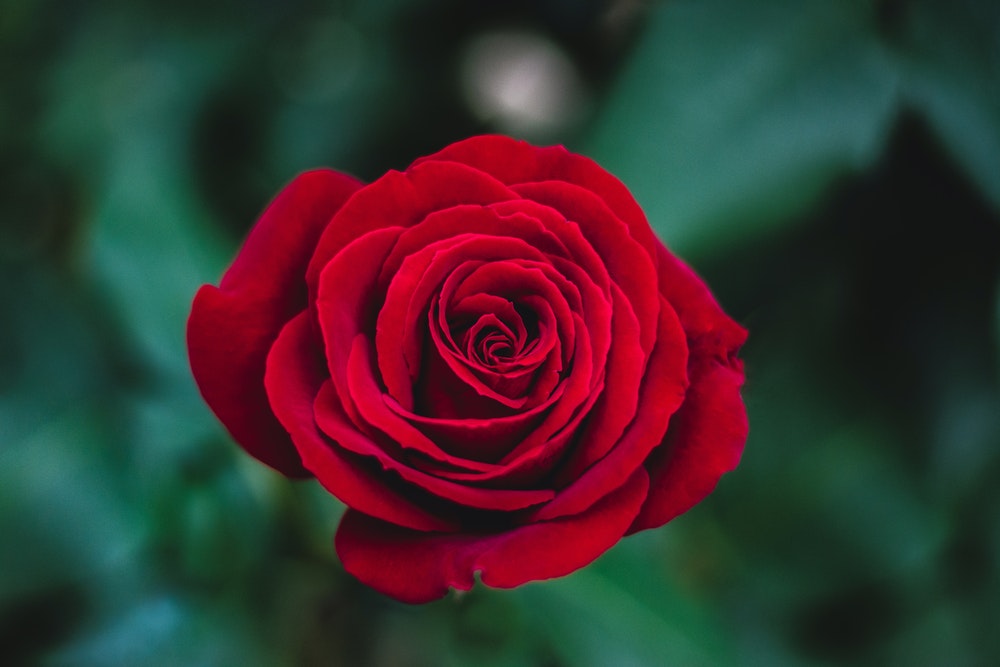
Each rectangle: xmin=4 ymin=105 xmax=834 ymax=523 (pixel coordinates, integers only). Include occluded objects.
xmin=0 ymin=409 xmax=144 ymax=602
xmin=40 ymin=16 xmax=235 ymax=380
xmin=583 ymin=0 xmax=898 ymax=257
xmin=899 ymin=0 xmax=1000 ymax=211
xmin=38 ymin=16 xmax=248 ymax=507
xmin=47 ymin=594 xmax=272 ymax=667
xmin=516 ymin=536 xmax=729 ymax=667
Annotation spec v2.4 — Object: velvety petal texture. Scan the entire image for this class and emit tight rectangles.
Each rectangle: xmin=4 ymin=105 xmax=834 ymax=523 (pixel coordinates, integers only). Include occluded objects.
xmin=187 ymin=135 xmax=747 ymax=603
xmin=188 ymin=169 xmax=363 ymax=476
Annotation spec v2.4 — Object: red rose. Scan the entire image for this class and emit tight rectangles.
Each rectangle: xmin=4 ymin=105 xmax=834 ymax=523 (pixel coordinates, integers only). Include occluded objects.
xmin=188 ymin=135 xmax=747 ymax=603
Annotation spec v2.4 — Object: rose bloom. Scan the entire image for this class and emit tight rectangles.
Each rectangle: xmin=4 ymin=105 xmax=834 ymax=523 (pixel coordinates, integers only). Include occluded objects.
xmin=188 ymin=135 xmax=747 ymax=603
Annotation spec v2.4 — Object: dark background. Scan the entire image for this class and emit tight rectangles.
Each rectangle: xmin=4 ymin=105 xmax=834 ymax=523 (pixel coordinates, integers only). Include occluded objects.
xmin=2 ymin=0 xmax=999 ymax=664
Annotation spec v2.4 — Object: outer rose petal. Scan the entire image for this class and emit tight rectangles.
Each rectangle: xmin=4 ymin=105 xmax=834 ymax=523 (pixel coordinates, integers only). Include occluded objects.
xmin=415 ymin=135 xmax=659 ymax=256
xmin=264 ymin=312 xmax=457 ymax=532
xmin=628 ymin=352 xmax=747 ymax=534
xmin=188 ymin=169 xmax=362 ymax=476
xmin=335 ymin=468 xmax=649 ymax=604
xmin=305 ymin=160 xmax=517 ymax=300
xmin=655 ymin=241 xmax=747 ymax=349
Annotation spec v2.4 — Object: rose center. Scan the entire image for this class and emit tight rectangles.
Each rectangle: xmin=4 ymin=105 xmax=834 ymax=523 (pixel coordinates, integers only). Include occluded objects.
xmin=457 ymin=303 xmax=539 ymax=370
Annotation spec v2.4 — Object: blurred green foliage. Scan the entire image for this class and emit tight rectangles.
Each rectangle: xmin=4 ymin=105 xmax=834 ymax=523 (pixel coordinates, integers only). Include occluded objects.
xmin=2 ymin=0 xmax=998 ymax=665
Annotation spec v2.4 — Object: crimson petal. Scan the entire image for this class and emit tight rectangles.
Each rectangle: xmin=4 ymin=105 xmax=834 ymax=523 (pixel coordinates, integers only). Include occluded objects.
xmin=533 ymin=300 xmax=688 ymax=521
xmin=315 ymin=354 xmax=555 ymax=511
xmin=512 ymin=180 xmax=660 ymax=359
xmin=264 ymin=312 xmax=455 ymax=531
xmin=306 ymin=161 xmax=517 ymax=300
xmin=628 ymin=352 xmax=747 ymax=534
xmin=415 ymin=135 xmax=658 ymax=256
xmin=188 ymin=169 xmax=362 ymax=476
xmin=654 ymin=241 xmax=748 ymax=350
xmin=335 ymin=468 xmax=649 ymax=603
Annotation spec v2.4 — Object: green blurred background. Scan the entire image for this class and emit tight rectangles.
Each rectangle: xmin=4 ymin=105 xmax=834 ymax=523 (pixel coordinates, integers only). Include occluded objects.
xmin=2 ymin=0 xmax=999 ymax=664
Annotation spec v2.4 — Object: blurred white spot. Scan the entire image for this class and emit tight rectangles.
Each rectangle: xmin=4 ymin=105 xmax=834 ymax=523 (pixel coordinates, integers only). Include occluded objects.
xmin=461 ymin=30 xmax=589 ymax=140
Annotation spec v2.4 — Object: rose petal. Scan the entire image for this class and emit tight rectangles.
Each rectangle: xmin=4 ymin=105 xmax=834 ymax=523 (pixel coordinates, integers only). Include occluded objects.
xmin=513 ymin=180 xmax=660 ymax=359
xmin=628 ymin=351 xmax=747 ymax=534
xmin=315 ymin=226 xmax=404 ymax=430
xmin=533 ymin=300 xmax=689 ymax=521
xmin=335 ymin=467 xmax=650 ymax=603
xmin=429 ymin=260 xmax=574 ymax=412
xmin=375 ymin=205 xmax=569 ymax=410
xmin=378 ymin=235 xmax=558 ymax=416
xmin=306 ymin=161 xmax=517 ymax=300
xmin=188 ymin=169 xmax=362 ymax=476
xmin=655 ymin=241 xmax=748 ymax=350
xmin=489 ymin=198 xmax=612 ymax=298
xmin=381 ymin=313 xmax=598 ymax=486
xmin=384 ymin=394 xmax=555 ymax=473
xmin=453 ymin=299 xmax=557 ymax=396
xmin=341 ymin=335 xmax=501 ymax=475
xmin=415 ymin=135 xmax=658 ymax=256
xmin=264 ymin=312 xmax=455 ymax=531
xmin=377 ymin=204 xmax=570 ymax=286
xmin=315 ymin=353 xmax=555 ymax=511
xmin=554 ymin=283 xmax=646 ymax=482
